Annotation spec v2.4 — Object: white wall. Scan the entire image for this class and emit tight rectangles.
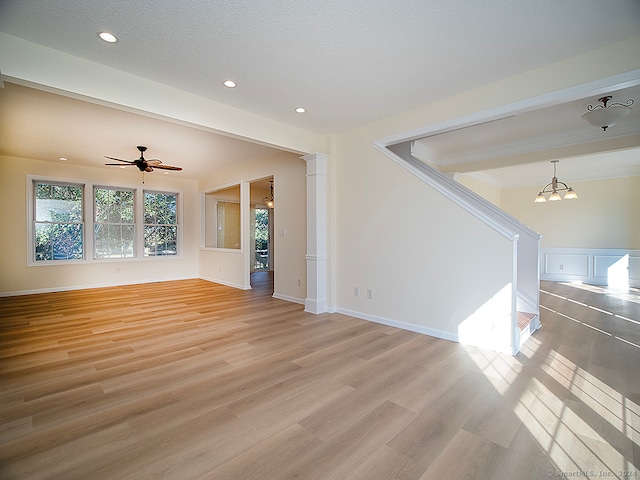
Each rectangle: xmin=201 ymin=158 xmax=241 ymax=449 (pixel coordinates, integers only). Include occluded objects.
xmin=454 ymin=173 xmax=502 ymax=206
xmin=501 ymin=176 xmax=640 ymax=249
xmin=333 ymin=129 xmax=515 ymax=341
xmin=0 ymin=155 xmax=199 ymax=295
xmin=198 ymin=152 xmax=307 ymax=303
xmin=501 ymin=175 xmax=640 ymax=288
xmin=329 ymin=36 xmax=640 ymax=342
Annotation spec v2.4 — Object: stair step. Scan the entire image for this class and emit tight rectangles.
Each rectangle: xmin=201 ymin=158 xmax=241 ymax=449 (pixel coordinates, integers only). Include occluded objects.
xmin=517 ymin=311 xmax=537 ymax=331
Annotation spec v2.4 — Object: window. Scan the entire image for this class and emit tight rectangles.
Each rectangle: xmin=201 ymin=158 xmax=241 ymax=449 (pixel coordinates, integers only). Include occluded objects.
xmin=94 ymin=187 xmax=135 ymax=259
xmin=34 ymin=181 xmax=84 ymax=261
xmin=144 ymin=191 xmax=178 ymax=256
xmin=29 ymin=178 xmax=181 ymax=264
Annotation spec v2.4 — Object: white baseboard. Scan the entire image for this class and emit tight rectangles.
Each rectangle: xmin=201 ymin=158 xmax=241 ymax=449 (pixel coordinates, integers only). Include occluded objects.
xmin=0 ymin=275 xmax=196 ymax=297
xmin=272 ymin=293 xmax=305 ymax=305
xmin=335 ymin=307 xmax=459 ymax=343
xmin=198 ymin=275 xmax=251 ymax=290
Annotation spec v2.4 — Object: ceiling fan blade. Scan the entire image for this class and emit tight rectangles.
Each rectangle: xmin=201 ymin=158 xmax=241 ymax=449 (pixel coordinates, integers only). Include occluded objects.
xmin=105 ymin=148 xmax=182 ymax=173
xmin=104 ymin=156 xmax=135 ymax=164
xmin=153 ymin=164 xmax=183 ymax=171
xmin=105 ymin=163 xmax=136 ymax=166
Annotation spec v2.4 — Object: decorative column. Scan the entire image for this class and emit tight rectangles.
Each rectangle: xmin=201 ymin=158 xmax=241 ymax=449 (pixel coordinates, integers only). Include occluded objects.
xmin=302 ymin=153 xmax=328 ymax=314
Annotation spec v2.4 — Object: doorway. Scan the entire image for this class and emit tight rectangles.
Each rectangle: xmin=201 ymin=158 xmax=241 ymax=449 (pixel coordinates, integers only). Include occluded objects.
xmin=250 ymin=177 xmax=275 ymax=292
xmin=254 ymin=207 xmax=270 ymax=271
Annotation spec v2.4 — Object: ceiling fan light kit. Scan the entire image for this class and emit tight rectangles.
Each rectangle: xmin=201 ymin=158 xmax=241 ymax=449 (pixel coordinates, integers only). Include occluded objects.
xmin=534 ymin=160 xmax=577 ymax=203
xmin=105 ymin=146 xmax=183 ymax=177
xmin=581 ymin=95 xmax=634 ymax=131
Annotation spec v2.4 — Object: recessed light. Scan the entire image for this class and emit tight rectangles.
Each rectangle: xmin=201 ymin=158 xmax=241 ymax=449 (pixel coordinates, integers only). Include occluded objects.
xmin=99 ymin=32 xmax=118 ymax=43
xmin=295 ymin=107 xmax=306 ymax=114
xmin=223 ymin=80 xmax=236 ymax=88
xmin=59 ymin=157 xmax=67 ymax=161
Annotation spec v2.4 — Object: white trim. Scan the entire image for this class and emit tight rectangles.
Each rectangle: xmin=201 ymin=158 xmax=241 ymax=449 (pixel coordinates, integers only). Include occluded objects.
xmin=199 ymin=247 xmax=244 ymax=253
xmin=541 ymin=248 xmax=640 ymax=287
xmin=517 ymin=289 xmax=539 ymax=314
xmin=336 ymin=307 xmax=459 ymax=343
xmin=272 ymin=293 xmax=305 ymax=305
xmin=373 ymin=144 xmax=536 ymax=242
xmin=0 ymin=275 xmax=195 ymax=297
xmin=374 ymin=70 xmax=640 ymax=147
xmin=439 ymin=119 xmax=640 ymax=168
xmin=198 ymin=275 xmax=251 ymax=291
xmin=302 ymin=153 xmax=329 ymax=314
xmin=27 ymin=175 xmax=87 ymax=264
xmin=199 ymin=181 xmax=244 ymax=252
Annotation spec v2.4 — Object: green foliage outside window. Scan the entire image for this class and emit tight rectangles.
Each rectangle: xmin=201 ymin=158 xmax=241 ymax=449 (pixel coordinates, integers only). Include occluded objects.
xmin=254 ymin=207 xmax=269 ymax=270
xmin=144 ymin=192 xmax=178 ymax=256
xmin=34 ymin=183 xmax=84 ymax=261
xmin=33 ymin=182 xmax=179 ymax=262
xmin=94 ymin=188 xmax=135 ymax=258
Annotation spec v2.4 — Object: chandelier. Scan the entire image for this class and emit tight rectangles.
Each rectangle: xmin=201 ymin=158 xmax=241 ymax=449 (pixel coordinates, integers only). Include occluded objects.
xmin=581 ymin=95 xmax=634 ymax=131
xmin=534 ymin=160 xmax=578 ymax=203
xmin=262 ymin=180 xmax=274 ymax=208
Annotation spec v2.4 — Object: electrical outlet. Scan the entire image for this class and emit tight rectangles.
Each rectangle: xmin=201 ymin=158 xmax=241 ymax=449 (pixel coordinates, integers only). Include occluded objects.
xmin=297 ymin=279 xmax=301 ymax=287
xmin=559 ymin=264 xmax=564 ymax=270
xmin=366 ymin=289 xmax=373 ymax=300
xmin=354 ymin=287 xmax=360 ymax=297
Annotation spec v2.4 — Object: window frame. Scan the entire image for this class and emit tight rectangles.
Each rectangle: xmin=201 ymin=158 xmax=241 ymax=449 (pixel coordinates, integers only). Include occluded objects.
xmin=93 ymin=185 xmax=136 ymax=260
xmin=143 ymin=189 xmax=180 ymax=257
xmin=27 ymin=176 xmax=182 ymax=266
xmin=29 ymin=178 xmax=87 ymax=264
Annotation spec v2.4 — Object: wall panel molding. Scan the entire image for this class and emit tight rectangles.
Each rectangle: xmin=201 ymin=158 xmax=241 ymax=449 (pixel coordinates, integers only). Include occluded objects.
xmin=541 ymin=248 xmax=640 ymax=287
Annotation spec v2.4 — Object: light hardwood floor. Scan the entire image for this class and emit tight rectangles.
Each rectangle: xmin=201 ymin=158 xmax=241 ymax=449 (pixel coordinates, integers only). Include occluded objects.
xmin=1 ymin=274 xmax=639 ymax=479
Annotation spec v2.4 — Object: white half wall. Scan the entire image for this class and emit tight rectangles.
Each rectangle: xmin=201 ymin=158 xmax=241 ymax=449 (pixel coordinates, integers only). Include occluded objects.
xmin=198 ymin=152 xmax=307 ymax=303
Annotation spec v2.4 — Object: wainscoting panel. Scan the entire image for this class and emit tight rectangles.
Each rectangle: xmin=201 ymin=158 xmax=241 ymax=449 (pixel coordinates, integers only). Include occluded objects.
xmin=541 ymin=248 xmax=640 ymax=288
xmin=544 ymin=253 xmax=589 ymax=277
xmin=631 ymin=255 xmax=640 ymax=286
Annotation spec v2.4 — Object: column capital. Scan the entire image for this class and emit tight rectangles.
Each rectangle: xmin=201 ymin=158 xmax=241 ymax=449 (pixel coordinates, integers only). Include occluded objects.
xmin=301 ymin=152 xmax=328 ymax=176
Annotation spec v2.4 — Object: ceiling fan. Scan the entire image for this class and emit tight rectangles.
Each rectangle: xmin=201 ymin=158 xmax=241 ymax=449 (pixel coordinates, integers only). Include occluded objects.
xmin=105 ymin=146 xmax=183 ymax=173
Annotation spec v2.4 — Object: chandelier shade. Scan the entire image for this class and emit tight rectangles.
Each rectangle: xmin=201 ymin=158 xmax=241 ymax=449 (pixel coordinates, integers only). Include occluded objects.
xmin=581 ymin=96 xmax=634 ymax=131
xmin=534 ymin=160 xmax=577 ymax=203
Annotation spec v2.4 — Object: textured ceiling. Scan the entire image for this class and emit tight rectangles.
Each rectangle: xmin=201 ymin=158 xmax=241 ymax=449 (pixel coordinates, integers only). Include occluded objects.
xmin=1 ymin=0 xmax=640 ymax=133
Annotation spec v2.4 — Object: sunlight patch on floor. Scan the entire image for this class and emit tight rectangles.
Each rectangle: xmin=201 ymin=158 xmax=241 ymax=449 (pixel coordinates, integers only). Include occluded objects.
xmin=469 ymin=341 xmax=638 ymax=475
xmin=514 ymin=367 xmax=636 ymax=475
